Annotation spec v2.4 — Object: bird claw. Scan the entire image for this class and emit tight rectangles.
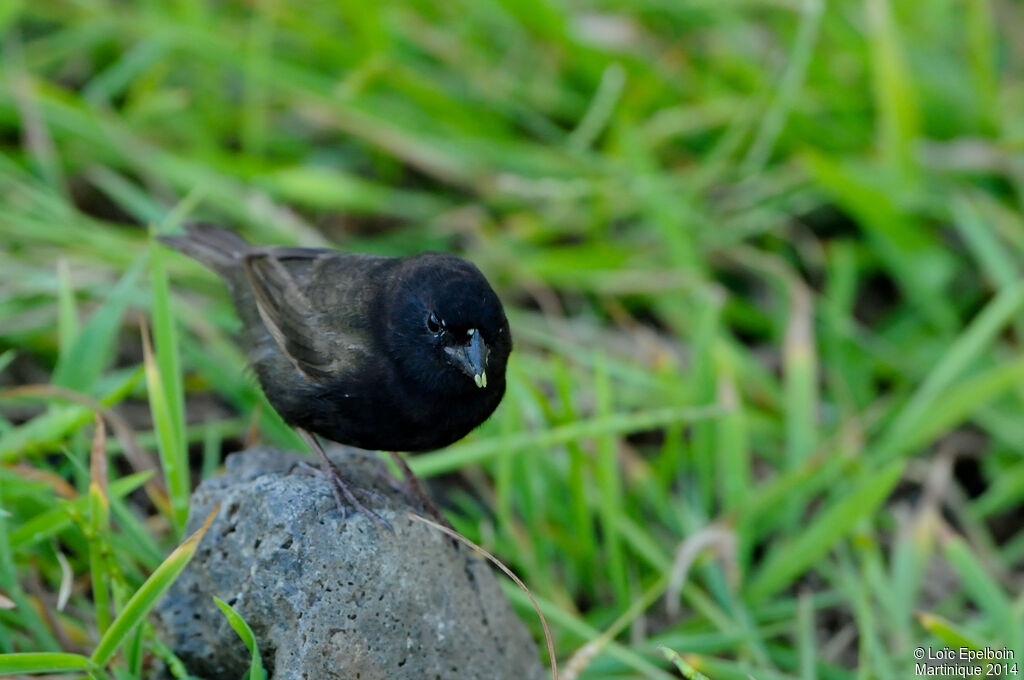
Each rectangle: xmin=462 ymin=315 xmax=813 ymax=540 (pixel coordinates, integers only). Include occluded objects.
xmin=387 ymin=452 xmax=458 ymax=542
xmin=321 ymin=463 xmax=394 ymax=533
xmin=293 ymin=436 xmax=395 ymax=533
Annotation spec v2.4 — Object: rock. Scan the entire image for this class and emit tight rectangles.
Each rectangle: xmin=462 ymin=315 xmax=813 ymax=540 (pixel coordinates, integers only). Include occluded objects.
xmin=154 ymin=447 xmax=546 ymax=680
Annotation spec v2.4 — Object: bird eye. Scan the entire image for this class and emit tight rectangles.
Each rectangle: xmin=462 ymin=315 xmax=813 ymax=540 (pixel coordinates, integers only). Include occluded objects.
xmin=426 ymin=313 xmax=443 ymax=335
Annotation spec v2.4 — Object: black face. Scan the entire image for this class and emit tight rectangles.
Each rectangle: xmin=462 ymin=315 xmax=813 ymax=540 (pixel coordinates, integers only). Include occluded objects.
xmin=388 ymin=254 xmax=511 ymax=395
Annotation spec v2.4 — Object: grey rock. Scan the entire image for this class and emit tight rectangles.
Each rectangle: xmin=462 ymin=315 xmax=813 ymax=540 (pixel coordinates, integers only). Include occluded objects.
xmin=154 ymin=447 xmax=546 ymax=680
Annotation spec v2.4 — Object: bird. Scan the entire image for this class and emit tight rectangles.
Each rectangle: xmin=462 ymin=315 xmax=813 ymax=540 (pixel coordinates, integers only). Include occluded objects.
xmin=159 ymin=223 xmax=511 ymax=527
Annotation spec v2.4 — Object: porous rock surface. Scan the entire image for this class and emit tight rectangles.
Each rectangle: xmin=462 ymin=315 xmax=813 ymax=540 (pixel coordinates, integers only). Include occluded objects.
xmin=154 ymin=447 xmax=545 ymax=680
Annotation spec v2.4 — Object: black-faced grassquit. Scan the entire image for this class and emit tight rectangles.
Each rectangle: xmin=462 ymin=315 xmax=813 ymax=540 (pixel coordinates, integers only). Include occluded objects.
xmin=160 ymin=223 xmax=511 ymax=525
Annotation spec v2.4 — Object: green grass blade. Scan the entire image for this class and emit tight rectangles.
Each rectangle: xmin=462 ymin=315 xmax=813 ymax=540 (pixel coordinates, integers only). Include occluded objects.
xmin=746 ymin=460 xmax=905 ymax=602
xmin=964 ymin=0 xmax=997 ymax=130
xmin=783 ymin=287 xmax=818 ymax=471
xmin=0 ymin=367 xmax=143 ymax=462
xmin=88 ymin=481 xmax=112 ymax=636
xmin=552 ymin=357 xmax=596 ymax=571
xmin=86 ymin=417 xmax=114 ymax=637
xmin=714 ymin=340 xmax=749 ymax=510
xmin=52 ymin=256 xmax=145 ymax=394
xmin=660 ymin=646 xmax=712 ymax=680
xmin=974 ymin=465 xmax=1024 ymax=519
xmin=864 ymin=0 xmax=920 ymax=176
xmin=213 ymin=597 xmax=266 ymax=680
xmin=896 ymin=355 xmax=1024 ymax=454
xmin=797 ymin=590 xmax=816 ymax=680
xmin=942 ymin=536 xmax=1021 ymax=651
xmin=412 ymin=405 xmax=721 ymax=477
xmin=593 ymin=351 xmax=627 ymax=603
xmin=876 ymin=281 xmax=1024 ymax=461
xmin=0 ymin=652 xmax=92 ymax=674
xmin=0 ymin=466 xmax=61 ymax=651
xmin=568 ymin=62 xmax=625 ymax=153
xmin=503 ymin=585 xmax=676 ymax=680
xmin=742 ymin=0 xmax=823 ymax=173
xmin=916 ymin=612 xmax=988 ymax=652
xmin=85 ymin=167 xmax=166 ymax=225
xmin=56 ymin=258 xmax=78 ymax=360
xmin=82 ymin=39 xmax=167 ymax=108
xmin=91 ymin=505 xmax=218 ymax=666
xmin=0 ymin=0 xmax=23 ymax=33
xmin=806 ymin=153 xmax=955 ymax=330
xmin=9 ymin=472 xmax=152 ymax=551
xmin=148 ymin=239 xmax=189 ymax=535
xmin=141 ymin=321 xmax=188 ymax=534
xmin=0 ymin=351 xmax=14 ymax=378
xmin=951 ymin=196 xmax=1019 ymax=290
xmin=674 ymin=653 xmax=795 ymax=680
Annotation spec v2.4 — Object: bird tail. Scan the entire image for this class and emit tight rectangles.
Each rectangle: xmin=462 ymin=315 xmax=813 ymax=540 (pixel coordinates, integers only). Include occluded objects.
xmin=158 ymin=223 xmax=250 ymax=274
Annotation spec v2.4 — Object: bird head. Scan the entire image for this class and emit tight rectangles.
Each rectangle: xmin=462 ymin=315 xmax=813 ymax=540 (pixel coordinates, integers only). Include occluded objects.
xmin=388 ymin=254 xmax=511 ymax=396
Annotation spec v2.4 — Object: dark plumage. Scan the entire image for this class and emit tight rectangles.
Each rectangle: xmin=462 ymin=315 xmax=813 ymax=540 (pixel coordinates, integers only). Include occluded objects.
xmin=160 ymin=223 xmax=511 ymax=453
xmin=160 ymin=223 xmax=510 ymax=529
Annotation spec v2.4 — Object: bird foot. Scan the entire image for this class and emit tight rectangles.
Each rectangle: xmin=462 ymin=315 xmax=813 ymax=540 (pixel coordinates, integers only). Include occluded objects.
xmin=295 ymin=432 xmax=394 ymax=532
xmin=387 ymin=452 xmax=457 ymax=535
xmin=295 ymin=459 xmax=394 ymax=532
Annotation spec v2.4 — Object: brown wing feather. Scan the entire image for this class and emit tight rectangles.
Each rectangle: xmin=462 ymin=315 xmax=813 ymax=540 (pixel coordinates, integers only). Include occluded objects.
xmin=243 ymin=248 xmax=354 ymax=382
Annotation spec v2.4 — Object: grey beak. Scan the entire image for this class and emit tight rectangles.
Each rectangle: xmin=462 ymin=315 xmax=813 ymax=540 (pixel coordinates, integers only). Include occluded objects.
xmin=444 ymin=330 xmax=489 ymax=388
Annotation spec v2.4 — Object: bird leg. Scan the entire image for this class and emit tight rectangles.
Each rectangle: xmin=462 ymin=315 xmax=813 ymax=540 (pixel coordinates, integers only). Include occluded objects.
xmin=297 ymin=429 xmax=393 ymax=532
xmin=387 ymin=452 xmax=455 ymax=532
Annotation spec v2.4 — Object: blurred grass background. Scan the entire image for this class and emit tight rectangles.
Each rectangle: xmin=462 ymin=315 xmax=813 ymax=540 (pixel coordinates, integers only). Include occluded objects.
xmin=0 ymin=0 xmax=1023 ymax=677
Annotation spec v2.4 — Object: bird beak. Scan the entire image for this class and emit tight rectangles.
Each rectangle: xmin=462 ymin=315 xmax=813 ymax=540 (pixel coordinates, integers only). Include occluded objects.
xmin=444 ymin=329 xmax=489 ymax=388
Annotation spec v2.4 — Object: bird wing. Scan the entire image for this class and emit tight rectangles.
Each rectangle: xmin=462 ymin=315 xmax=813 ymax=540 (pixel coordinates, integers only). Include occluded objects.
xmin=242 ymin=247 xmax=370 ymax=382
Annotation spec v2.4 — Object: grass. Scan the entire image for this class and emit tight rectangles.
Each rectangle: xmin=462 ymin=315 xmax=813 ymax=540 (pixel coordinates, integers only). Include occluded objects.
xmin=1 ymin=0 xmax=1023 ymax=678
